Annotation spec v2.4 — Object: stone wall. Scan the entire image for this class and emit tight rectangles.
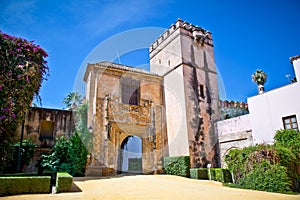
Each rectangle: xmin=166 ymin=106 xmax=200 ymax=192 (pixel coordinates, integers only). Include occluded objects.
xmin=84 ymin=62 xmax=167 ymax=176
xmin=16 ymin=107 xmax=74 ymax=172
xmin=18 ymin=107 xmax=74 ymax=147
xmin=215 ymin=114 xmax=253 ymax=167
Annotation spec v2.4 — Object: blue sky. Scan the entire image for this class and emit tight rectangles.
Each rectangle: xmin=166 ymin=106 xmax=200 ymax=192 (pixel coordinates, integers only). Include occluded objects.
xmin=1 ymin=0 xmax=299 ymax=109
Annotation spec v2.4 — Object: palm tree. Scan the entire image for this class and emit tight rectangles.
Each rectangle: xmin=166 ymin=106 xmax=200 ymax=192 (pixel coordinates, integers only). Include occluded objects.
xmin=252 ymin=69 xmax=267 ymax=94
xmin=62 ymin=92 xmax=83 ymax=110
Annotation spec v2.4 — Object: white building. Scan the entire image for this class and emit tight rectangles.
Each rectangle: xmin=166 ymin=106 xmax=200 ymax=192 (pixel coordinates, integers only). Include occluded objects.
xmin=248 ymin=55 xmax=300 ymax=144
xmin=216 ymin=55 xmax=300 ymax=166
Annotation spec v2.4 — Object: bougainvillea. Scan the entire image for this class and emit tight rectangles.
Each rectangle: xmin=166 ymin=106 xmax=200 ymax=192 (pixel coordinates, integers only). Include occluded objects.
xmin=0 ymin=31 xmax=49 ymax=171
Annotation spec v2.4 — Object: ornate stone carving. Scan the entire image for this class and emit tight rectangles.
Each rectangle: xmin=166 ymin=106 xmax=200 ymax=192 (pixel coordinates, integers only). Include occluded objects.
xmin=108 ymin=101 xmax=151 ymax=125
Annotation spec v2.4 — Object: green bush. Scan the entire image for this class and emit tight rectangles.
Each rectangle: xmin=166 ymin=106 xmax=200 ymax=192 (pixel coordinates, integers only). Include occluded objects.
xmin=239 ymin=161 xmax=291 ymax=193
xmin=225 ymin=144 xmax=293 ymax=193
xmin=128 ymin=158 xmax=142 ymax=172
xmin=209 ymin=168 xmax=232 ymax=183
xmin=163 ymin=156 xmax=190 ymax=177
xmin=56 ymin=172 xmax=73 ymax=193
xmin=190 ymin=168 xmax=208 ymax=179
xmin=41 ymin=133 xmax=88 ymax=176
xmin=4 ymin=139 xmax=36 ymax=173
xmin=0 ymin=176 xmax=51 ymax=196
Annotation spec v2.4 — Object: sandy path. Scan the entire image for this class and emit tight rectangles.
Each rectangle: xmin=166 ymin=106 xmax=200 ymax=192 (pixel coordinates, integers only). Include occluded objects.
xmin=1 ymin=175 xmax=299 ymax=200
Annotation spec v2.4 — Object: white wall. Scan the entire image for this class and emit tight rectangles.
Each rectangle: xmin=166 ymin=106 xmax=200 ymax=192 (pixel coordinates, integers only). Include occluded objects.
xmin=248 ymin=77 xmax=300 ymax=144
xmin=215 ymin=114 xmax=252 ymax=136
xmin=164 ymin=65 xmax=190 ymax=156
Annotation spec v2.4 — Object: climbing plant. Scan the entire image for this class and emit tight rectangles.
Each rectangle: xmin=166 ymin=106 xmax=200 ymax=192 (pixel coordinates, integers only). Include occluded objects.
xmin=225 ymin=129 xmax=300 ymax=194
xmin=0 ymin=31 xmax=48 ymax=172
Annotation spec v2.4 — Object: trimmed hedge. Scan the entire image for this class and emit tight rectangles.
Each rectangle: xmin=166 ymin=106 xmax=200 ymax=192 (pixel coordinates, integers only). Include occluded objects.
xmin=163 ymin=156 xmax=190 ymax=177
xmin=190 ymin=168 xmax=209 ymax=179
xmin=209 ymin=168 xmax=232 ymax=183
xmin=128 ymin=158 xmax=142 ymax=172
xmin=0 ymin=176 xmax=51 ymax=196
xmin=56 ymin=172 xmax=73 ymax=193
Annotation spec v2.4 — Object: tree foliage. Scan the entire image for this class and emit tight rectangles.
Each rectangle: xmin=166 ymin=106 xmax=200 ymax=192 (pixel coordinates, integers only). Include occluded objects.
xmin=41 ymin=133 xmax=88 ymax=176
xmin=0 ymin=31 xmax=48 ymax=172
xmin=62 ymin=92 xmax=82 ymax=110
xmin=74 ymin=102 xmax=93 ymax=152
xmin=252 ymin=69 xmax=267 ymax=86
xmin=225 ymin=129 xmax=300 ymax=193
xmin=3 ymin=139 xmax=36 ymax=174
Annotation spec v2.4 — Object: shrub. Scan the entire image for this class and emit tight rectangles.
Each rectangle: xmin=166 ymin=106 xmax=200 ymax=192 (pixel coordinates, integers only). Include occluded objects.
xmin=274 ymin=129 xmax=300 ymax=192
xmin=163 ymin=156 xmax=190 ymax=177
xmin=128 ymin=158 xmax=142 ymax=172
xmin=225 ymin=144 xmax=293 ymax=193
xmin=56 ymin=172 xmax=73 ymax=193
xmin=209 ymin=168 xmax=232 ymax=183
xmin=0 ymin=176 xmax=51 ymax=196
xmin=4 ymin=139 xmax=36 ymax=173
xmin=190 ymin=168 xmax=208 ymax=179
xmin=41 ymin=133 xmax=88 ymax=176
xmin=239 ymin=161 xmax=291 ymax=193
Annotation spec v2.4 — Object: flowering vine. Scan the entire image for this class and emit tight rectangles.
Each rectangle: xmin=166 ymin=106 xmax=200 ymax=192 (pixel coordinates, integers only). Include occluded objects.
xmin=0 ymin=31 xmax=49 ymax=170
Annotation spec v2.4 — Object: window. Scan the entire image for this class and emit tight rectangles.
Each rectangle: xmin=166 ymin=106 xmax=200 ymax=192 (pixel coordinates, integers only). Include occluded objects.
xmin=282 ymin=115 xmax=298 ymax=131
xmin=199 ymin=84 xmax=205 ymax=98
xmin=39 ymin=120 xmax=54 ymax=140
xmin=121 ymin=78 xmax=140 ymax=105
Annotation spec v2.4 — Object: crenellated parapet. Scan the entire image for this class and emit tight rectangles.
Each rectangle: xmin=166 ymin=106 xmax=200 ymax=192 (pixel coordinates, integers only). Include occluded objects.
xmin=219 ymin=100 xmax=248 ymax=111
xmin=149 ymin=19 xmax=213 ymax=54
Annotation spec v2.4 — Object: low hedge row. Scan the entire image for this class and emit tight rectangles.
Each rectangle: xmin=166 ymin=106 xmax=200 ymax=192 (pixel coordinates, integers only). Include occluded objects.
xmin=190 ymin=168 xmax=232 ymax=183
xmin=209 ymin=168 xmax=232 ymax=183
xmin=56 ymin=172 xmax=73 ymax=193
xmin=0 ymin=176 xmax=51 ymax=196
xmin=190 ymin=168 xmax=209 ymax=179
xmin=163 ymin=156 xmax=190 ymax=177
xmin=0 ymin=172 xmax=73 ymax=196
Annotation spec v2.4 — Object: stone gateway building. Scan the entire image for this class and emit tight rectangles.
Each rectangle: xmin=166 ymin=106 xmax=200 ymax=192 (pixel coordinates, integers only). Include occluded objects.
xmin=84 ymin=19 xmax=220 ymax=176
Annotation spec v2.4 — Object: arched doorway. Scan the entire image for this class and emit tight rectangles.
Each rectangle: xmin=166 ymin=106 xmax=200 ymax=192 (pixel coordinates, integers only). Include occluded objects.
xmin=118 ymin=135 xmax=142 ymax=174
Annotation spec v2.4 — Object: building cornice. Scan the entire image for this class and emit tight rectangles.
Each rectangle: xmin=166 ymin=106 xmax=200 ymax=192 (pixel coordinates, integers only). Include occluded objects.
xmin=290 ymin=55 xmax=300 ymax=63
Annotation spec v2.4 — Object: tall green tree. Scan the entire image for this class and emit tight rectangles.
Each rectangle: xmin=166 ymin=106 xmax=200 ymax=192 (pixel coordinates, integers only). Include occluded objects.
xmin=62 ymin=92 xmax=83 ymax=110
xmin=0 ymin=31 xmax=48 ymax=172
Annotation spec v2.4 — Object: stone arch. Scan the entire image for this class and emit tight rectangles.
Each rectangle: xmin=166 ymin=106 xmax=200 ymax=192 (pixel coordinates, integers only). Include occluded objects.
xmin=118 ymin=135 xmax=143 ymax=174
xmin=222 ymin=146 xmax=239 ymax=167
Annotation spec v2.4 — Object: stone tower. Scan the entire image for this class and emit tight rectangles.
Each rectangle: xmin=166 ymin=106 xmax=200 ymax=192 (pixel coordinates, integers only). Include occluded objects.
xmin=150 ymin=19 xmax=220 ymax=167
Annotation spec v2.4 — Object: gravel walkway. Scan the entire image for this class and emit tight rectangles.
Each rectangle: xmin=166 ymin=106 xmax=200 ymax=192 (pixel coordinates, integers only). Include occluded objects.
xmin=1 ymin=175 xmax=299 ymax=200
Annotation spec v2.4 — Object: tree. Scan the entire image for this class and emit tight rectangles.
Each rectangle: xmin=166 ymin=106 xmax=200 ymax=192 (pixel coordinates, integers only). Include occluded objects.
xmin=41 ymin=133 xmax=88 ymax=176
xmin=0 ymin=31 xmax=48 ymax=172
xmin=74 ymin=102 xmax=93 ymax=152
xmin=252 ymin=69 xmax=267 ymax=94
xmin=62 ymin=92 xmax=83 ymax=110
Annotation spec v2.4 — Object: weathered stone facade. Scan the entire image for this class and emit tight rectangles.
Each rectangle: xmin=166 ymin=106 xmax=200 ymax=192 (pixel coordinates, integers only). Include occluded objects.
xmin=150 ymin=19 xmax=220 ymax=168
xmin=18 ymin=107 xmax=74 ymax=146
xmin=16 ymin=107 xmax=75 ymax=172
xmin=84 ymin=19 xmax=221 ymax=175
xmin=215 ymin=114 xmax=253 ymax=167
xmin=84 ymin=62 xmax=167 ymax=175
